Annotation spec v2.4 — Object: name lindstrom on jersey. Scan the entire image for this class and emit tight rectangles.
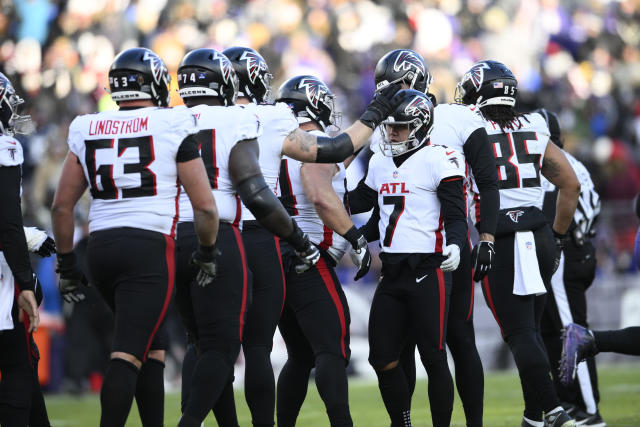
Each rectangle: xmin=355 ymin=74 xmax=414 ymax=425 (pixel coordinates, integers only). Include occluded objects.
xmin=88 ymin=116 xmax=149 ymax=136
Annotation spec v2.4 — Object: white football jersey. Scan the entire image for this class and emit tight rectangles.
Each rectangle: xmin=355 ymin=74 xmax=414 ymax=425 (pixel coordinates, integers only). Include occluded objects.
xmin=0 ymin=135 xmax=24 ymax=167
xmin=541 ymin=150 xmax=600 ymax=235
xmin=68 ymin=106 xmax=198 ymax=236
xmin=364 ymin=144 xmax=465 ymax=253
xmin=240 ymin=102 xmax=298 ymax=222
xmin=483 ymin=112 xmax=550 ymax=210
xmin=178 ymin=104 xmax=262 ymax=224
xmin=279 ymin=130 xmax=350 ymax=262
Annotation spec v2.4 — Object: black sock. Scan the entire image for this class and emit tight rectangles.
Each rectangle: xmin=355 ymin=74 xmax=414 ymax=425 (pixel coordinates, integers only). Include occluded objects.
xmin=213 ymin=378 xmax=239 ymax=427
xmin=276 ymin=358 xmax=312 ymax=427
xmin=100 ymin=358 xmax=139 ymax=427
xmin=181 ymin=350 xmax=233 ymax=424
xmin=399 ymin=343 xmax=417 ymax=399
xmin=243 ymin=346 xmax=276 ymax=427
xmin=594 ymin=327 xmax=640 ymax=355
xmin=520 ymin=375 xmax=543 ymax=421
xmin=375 ymin=365 xmax=412 ymax=427
xmin=447 ymin=322 xmax=484 ymax=427
xmin=30 ymin=362 xmax=51 ymax=427
xmin=181 ymin=344 xmax=197 ymax=414
xmin=508 ymin=332 xmax=560 ymax=413
xmin=314 ymin=354 xmax=353 ymax=427
xmin=135 ymin=358 xmax=165 ymax=427
xmin=421 ymin=351 xmax=454 ymax=427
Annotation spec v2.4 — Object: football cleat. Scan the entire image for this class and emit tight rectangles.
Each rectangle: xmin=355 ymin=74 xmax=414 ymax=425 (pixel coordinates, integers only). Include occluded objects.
xmin=560 ymin=323 xmax=598 ymax=385
xmin=544 ymin=410 xmax=576 ymax=427
xmin=575 ymin=411 xmax=606 ymax=427
xmin=522 ymin=416 xmax=544 ymax=426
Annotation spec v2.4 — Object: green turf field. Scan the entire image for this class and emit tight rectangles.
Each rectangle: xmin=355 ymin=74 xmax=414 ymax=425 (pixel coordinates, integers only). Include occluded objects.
xmin=46 ymin=364 xmax=640 ymax=426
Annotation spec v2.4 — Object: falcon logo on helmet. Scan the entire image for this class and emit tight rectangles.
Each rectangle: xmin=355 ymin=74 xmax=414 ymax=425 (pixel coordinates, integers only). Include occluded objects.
xmin=393 ymin=50 xmax=426 ymax=76
xmin=404 ymin=95 xmax=431 ymax=121
xmin=240 ymin=50 xmax=267 ymax=85
xmin=213 ymin=51 xmax=234 ymax=84
xmin=298 ymin=77 xmax=327 ymax=109
xmin=143 ymin=50 xmax=167 ymax=85
xmin=465 ymin=62 xmax=491 ymax=91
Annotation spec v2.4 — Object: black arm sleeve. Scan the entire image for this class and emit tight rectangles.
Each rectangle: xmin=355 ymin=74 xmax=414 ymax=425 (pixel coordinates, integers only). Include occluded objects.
xmin=463 ymin=127 xmax=499 ymax=236
xmin=0 ymin=166 xmax=34 ymax=291
xmin=177 ymin=134 xmax=201 ymax=163
xmin=315 ymin=133 xmax=354 ymax=163
xmin=437 ymin=176 xmax=468 ymax=250
xmin=360 ymin=205 xmax=380 ymax=242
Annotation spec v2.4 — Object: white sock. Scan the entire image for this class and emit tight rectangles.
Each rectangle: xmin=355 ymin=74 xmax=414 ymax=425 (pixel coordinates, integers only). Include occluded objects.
xmin=523 ymin=416 xmax=544 ymax=426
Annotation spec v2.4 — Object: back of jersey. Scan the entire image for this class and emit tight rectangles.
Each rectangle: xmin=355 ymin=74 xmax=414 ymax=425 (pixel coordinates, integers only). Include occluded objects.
xmin=240 ymin=102 xmax=298 ymax=222
xmin=178 ymin=104 xmax=261 ymax=224
xmin=484 ymin=112 xmax=550 ymax=210
xmin=68 ymin=106 xmax=197 ymax=237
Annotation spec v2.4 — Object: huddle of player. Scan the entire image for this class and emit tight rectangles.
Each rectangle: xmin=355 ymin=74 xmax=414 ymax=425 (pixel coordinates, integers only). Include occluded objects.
xmin=1 ymin=43 xmax=610 ymax=427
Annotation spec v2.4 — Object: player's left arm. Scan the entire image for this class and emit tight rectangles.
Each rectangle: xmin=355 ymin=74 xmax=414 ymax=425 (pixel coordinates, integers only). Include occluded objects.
xmin=541 ymin=142 xmax=580 ymax=235
xmin=462 ymin=127 xmax=498 ymax=242
xmin=51 ymin=152 xmax=88 ymax=254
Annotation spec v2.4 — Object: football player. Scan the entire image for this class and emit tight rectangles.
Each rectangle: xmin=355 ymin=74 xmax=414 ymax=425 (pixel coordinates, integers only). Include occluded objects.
xmin=456 ymin=60 xmax=580 ymax=427
xmin=537 ymin=109 xmax=605 ymax=427
xmin=217 ymin=46 xmax=390 ymax=427
xmin=51 ymin=48 xmax=219 ymax=427
xmin=174 ymin=48 xmax=324 ymax=427
xmin=0 ymin=72 xmax=52 ymax=427
xmin=273 ymin=75 xmax=372 ymax=427
xmin=369 ymin=49 xmax=499 ymax=427
xmin=348 ymin=89 xmax=468 ymax=427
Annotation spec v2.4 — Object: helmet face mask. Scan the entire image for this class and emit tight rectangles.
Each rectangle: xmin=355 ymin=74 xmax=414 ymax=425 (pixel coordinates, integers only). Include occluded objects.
xmin=374 ymin=49 xmax=433 ymax=95
xmin=178 ymin=49 xmax=239 ymax=106
xmin=276 ymin=75 xmax=341 ymax=131
xmin=109 ymin=48 xmax=171 ymax=107
xmin=455 ymin=60 xmax=517 ymax=108
xmin=379 ymin=89 xmax=434 ymax=157
xmin=0 ymin=74 xmax=34 ymax=136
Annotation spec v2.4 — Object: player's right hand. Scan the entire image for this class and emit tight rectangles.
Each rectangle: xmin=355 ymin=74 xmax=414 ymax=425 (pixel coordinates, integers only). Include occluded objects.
xmin=552 ymin=229 xmax=566 ymax=275
xmin=343 ymin=226 xmax=371 ymax=281
xmin=191 ymin=244 xmax=221 ymax=287
xmin=471 ymin=240 xmax=495 ymax=281
xmin=440 ymin=244 xmax=461 ymax=272
xmin=294 ymin=235 xmax=321 ymax=274
xmin=56 ymin=252 xmax=88 ymax=303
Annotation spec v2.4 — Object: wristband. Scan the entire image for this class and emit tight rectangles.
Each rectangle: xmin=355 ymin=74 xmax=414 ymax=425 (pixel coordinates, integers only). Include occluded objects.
xmin=342 ymin=225 xmax=363 ymax=250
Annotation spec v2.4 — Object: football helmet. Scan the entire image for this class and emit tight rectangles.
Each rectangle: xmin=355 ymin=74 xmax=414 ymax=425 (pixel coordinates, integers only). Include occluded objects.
xmin=536 ymin=108 xmax=563 ymax=148
xmin=275 ymin=75 xmax=340 ymax=130
xmin=374 ymin=49 xmax=433 ymax=94
xmin=178 ymin=48 xmax=239 ymax=106
xmin=380 ymin=89 xmax=434 ymax=157
xmin=222 ymin=47 xmax=273 ymax=103
xmin=0 ymin=73 xmax=34 ymax=135
xmin=455 ymin=60 xmax=517 ymax=107
xmin=109 ymin=48 xmax=171 ymax=107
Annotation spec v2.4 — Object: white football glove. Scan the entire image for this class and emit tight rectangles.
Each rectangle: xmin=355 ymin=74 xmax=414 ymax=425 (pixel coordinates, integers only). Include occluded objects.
xmin=440 ymin=244 xmax=461 ymax=272
xmin=24 ymin=227 xmax=56 ymax=257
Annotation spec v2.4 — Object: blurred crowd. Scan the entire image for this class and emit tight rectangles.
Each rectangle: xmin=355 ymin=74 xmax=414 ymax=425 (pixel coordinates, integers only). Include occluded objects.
xmin=2 ymin=0 xmax=639 ymax=391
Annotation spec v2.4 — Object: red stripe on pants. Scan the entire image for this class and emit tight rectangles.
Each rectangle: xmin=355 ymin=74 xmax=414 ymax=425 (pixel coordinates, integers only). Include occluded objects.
xmin=482 ymin=276 xmax=504 ymax=338
xmin=232 ymin=226 xmax=249 ymax=340
xmin=436 ymin=268 xmax=445 ymax=350
xmin=316 ymin=257 xmax=347 ymax=359
xmin=274 ymin=236 xmax=286 ymax=315
xmin=143 ymin=235 xmax=176 ymax=360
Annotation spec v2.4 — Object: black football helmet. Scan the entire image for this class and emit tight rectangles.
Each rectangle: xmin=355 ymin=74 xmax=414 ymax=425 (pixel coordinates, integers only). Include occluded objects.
xmin=380 ymin=89 xmax=434 ymax=157
xmin=178 ymin=48 xmax=239 ymax=106
xmin=536 ymin=108 xmax=563 ymax=148
xmin=0 ymin=73 xmax=34 ymax=135
xmin=374 ymin=49 xmax=433 ymax=94
xmin=275 ymin=75 xmax=340 ymax=130
xmin=455 ymin=60 xmax=517 ymax=108
xmin=222 ymin=47 xmax=273 ymax=103
xmin=109 ymin=48 xmax=171 ymax=107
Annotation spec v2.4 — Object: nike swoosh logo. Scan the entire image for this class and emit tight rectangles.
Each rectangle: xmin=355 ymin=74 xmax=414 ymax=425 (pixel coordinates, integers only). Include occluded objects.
xmin=416 ymin=274 xmax=429 ymax=283
xmin=446 ymin=150 xmax=454 ymax=155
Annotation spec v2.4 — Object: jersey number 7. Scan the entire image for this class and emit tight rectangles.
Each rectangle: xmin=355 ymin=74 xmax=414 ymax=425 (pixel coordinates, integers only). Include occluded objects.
xmin=491 ymin=131 xmax=541 ymax=190
xmin=85 ymin=136 xmax=156 ymax=200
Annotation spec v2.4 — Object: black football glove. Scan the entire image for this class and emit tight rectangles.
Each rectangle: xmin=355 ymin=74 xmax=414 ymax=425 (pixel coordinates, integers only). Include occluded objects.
xmin=36 ymin=236 xmax=56 ymax=257
xmin=343 ymin=226 xmax=371 ymax=281
xmin=359 ymin=83 xmax=404 ymax=130
xmin=56 ymin=252 xmax=88 ymax=303
xmin=284 ymin=219 xmax=321 ymax=274
xmin=190 ymin=244 xmax=221 ymax=287
xmin=552 ymin=229 xmax=566 ymax=275
xmin=471 ymin=240 xmax=495 ymax=282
